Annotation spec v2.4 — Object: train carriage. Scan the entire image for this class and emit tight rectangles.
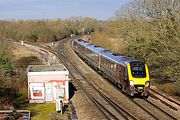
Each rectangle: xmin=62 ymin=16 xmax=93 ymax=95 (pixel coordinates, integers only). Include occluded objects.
xmin=85 ymin=45 xmax=106 ymax=70
xmin=99 ymin=50 xmax=122 ymax=84
xmin=73 ymin=39 xmax=150 ymax=98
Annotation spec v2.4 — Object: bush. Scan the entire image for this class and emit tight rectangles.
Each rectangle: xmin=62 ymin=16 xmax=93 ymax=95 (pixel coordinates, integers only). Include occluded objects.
xmin=1 ymin=57 xmax=14 ymax=76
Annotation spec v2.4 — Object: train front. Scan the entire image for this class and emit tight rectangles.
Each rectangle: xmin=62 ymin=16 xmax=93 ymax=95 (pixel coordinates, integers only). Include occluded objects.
xmin=127 ymin=61 xmax=150 ymax=98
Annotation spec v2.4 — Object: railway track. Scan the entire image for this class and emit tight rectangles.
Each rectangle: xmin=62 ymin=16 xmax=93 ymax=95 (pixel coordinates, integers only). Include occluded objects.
xmin=150 ymin=89 xmax=180 ymax=111
xmin=110 ymin=84 xmax=179 ymax=120
xmin=56 ymin=38 xmax=138 ymax=120
xmin=132 ymin=98 xmax=177 ymax=120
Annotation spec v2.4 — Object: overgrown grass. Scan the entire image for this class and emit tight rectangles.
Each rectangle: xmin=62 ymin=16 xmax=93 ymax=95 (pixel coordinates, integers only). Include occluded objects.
xmin=27 ymin=103 xmax=56 ymax=120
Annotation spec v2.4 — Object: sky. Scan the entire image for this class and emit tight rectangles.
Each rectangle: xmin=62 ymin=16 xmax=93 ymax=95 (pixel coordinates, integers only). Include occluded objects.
xmin=0 ymin=0 xmax=132 ymax=20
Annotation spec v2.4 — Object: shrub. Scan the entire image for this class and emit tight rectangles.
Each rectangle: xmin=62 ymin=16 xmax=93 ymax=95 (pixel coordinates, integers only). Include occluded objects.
xmin=1 ymin=57 xmax=14 ymax=76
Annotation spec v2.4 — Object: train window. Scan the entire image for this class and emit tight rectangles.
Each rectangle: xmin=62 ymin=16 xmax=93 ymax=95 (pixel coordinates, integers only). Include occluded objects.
xmin=111 ymin=63 xmax=114 ymax=70
xmin=110 ymin=63 xmax=112 ymax=69
xmin=130 ymin=62 xmax=146 ymax=78
xmin=105 ymin=60 xmax=108 ymax=66
xmin=114 ymin=64 xmax=116 ymax=71
xmin=106 ymin=60 xmax=109 ymax=67
xmin=104 ymin=59 xmax=106 ymax=66
xmin=107 ymin=61 xmax=110 ymax=67
xmin=107 ymin=61 xmax=110 ymax=68
xmin=106 ymin=60 xmax=108 ymax=66
xmin=101 ymin=57 xmax=104 ymax=64
xmin=110 ymin=63 xmax=116 ymax=71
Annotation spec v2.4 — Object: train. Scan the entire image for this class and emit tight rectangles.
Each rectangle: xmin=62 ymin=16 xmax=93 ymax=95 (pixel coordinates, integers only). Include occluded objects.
xmin=73 ymin=39 xmax=150 ymax=98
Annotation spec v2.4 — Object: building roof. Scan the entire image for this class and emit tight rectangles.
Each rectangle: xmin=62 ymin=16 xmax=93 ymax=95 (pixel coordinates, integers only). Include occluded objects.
xmin=28 ymin=64 xmax=67 ymax=72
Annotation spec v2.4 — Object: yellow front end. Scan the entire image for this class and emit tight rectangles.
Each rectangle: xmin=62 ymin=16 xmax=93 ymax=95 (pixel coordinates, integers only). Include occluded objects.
xmin=127 ymin=63 xmax=150 ymax=97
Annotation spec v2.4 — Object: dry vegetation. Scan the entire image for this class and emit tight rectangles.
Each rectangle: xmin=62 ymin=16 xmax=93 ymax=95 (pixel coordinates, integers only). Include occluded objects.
xmin=0 ymin=17 xmax=96 ymax=43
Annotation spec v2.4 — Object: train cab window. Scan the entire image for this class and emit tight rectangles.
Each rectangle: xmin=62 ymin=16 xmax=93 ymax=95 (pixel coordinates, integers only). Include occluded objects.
xmin=130 ymin=62 xmax=146 ymax=78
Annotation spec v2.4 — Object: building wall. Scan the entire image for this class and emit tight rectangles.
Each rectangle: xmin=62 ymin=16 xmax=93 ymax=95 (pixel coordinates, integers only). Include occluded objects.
xmin=28 ymin=72 xmax=70 ymax=103
xmin=28 ymin=73 xmax=69 ymax=83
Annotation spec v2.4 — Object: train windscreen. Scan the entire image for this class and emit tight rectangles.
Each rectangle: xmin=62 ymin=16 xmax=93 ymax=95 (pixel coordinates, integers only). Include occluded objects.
xmin=130 ymin=62 xmax=146 ymax=78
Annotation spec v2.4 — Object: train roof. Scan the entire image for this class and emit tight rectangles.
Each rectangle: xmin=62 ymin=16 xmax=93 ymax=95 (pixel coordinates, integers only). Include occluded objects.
xmin=75 ymin=39 xmax=106 ymax=53
xmin=100 ymin=50 xmax=136 ymax=65
xmin=75 ymin=39 xmax=141 ymax=65
xmin=87 ymin=44 xmax=107 ymax=53
xmin=76 ymin=39 xmax=89 ymax=47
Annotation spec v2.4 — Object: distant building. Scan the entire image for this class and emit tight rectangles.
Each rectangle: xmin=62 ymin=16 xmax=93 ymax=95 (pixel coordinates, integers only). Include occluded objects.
xmin=27 ymin=64 xmax=70 ymax=103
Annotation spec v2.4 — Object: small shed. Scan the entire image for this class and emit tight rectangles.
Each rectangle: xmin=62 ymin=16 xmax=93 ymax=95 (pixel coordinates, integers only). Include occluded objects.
xmin=27 ymin=64 xmax=70 ymax=103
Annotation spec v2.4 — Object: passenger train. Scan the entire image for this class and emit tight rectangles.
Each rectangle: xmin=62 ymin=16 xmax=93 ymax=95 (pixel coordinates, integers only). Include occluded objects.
xmin=73 ymin=39 xmax=150 ymax=98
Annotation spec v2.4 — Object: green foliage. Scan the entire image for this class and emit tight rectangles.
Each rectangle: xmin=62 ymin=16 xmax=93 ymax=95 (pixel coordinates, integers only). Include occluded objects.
xmin=27 ymin=103 xmax=56 ymax=120
xmin=0 ymin=56 xmax=14 ymax=75
xmin=15 ymin=56 xmax=42 ymax=68
xmin=0 ymin=38 xmax=14 ymax=76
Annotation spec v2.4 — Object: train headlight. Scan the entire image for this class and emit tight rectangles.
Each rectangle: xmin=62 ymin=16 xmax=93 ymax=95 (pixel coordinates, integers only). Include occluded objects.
xmin=130 ymin=81 xmax=135 ymax=86
xmin=145 ymin=81 xmax=150 ymax=87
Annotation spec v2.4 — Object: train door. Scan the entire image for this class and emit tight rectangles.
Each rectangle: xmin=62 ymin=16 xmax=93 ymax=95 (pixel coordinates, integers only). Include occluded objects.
xmin=123 ymin=67 xmax=129 ymax=86
xmin=118 ymin=65 xmax=128 ymax=92
xmin=116 ymin=64 xmax=119 ymax=83
xmin=98 ymin=54 xmax=101 ymax=69
xmin=118 ymin=65 xmax=124 ymax=83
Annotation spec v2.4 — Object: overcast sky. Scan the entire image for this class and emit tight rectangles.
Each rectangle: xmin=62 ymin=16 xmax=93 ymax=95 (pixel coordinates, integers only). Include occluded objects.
xmin=0 ymin=0 xmax=132 ymax=20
